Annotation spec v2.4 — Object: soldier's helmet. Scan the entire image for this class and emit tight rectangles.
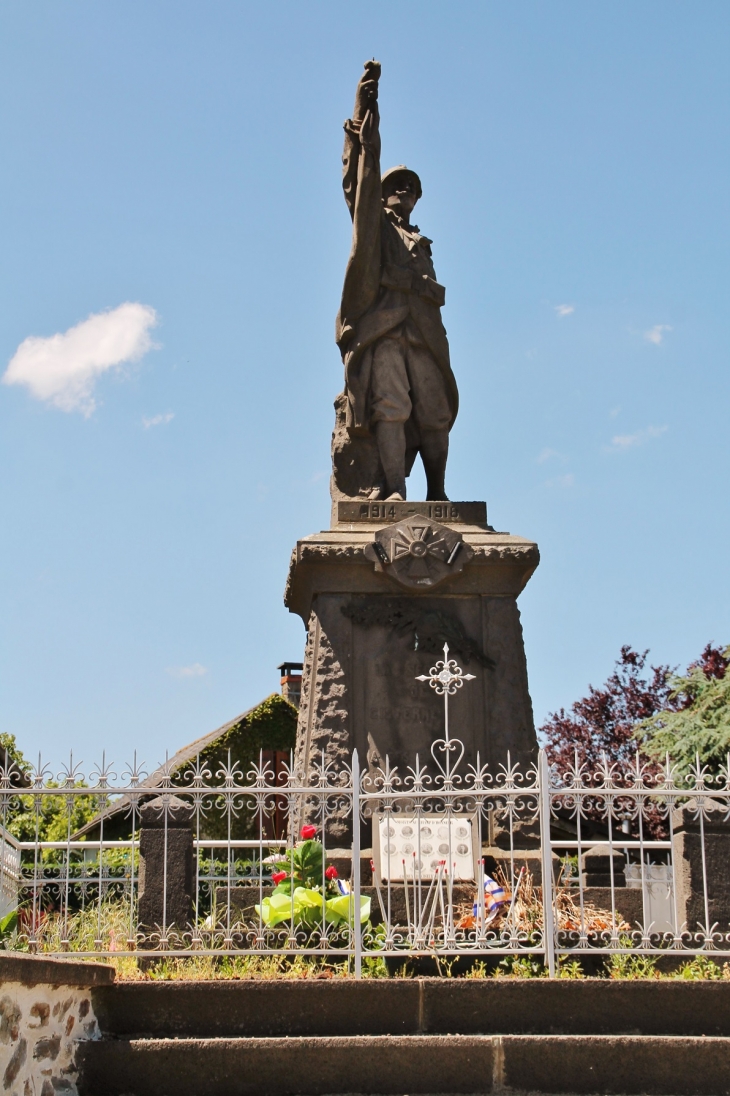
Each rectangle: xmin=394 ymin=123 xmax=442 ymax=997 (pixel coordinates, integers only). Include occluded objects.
xmin=381 ymin=165 xmax=422 ymax=200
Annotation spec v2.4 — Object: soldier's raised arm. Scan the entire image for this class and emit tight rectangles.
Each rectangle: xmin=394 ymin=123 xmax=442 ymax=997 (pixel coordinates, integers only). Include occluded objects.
xmin=342 ymin=60 xmax=381 ymax=219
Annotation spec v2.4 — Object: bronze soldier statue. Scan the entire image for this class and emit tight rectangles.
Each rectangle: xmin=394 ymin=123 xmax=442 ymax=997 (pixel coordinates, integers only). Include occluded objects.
xmin=335 ymin=60 xmax=458 ymax=502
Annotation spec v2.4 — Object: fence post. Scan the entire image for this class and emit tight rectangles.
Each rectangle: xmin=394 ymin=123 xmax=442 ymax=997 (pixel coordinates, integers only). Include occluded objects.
xmin=138 ymin=795 xmax=195 ymax=952
xmin=352 ymin=748 xmax=361 ymax=979
xmin=539 ymin=750 xmax=556 ymax=977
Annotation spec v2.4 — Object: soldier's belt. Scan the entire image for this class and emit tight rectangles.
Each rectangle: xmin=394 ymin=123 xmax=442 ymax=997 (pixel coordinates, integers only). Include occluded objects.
xmin=381 ymin=263 xmax=445 ymax=307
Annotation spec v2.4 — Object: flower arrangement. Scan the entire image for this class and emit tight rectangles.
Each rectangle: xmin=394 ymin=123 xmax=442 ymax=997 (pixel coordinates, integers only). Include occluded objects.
xmin=256 ymin=826 xmax=370 ymax=929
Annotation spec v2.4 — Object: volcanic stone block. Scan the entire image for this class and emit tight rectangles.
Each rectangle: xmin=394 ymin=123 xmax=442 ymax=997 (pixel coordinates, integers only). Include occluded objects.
xmin=362 ymin=883 xmax=475 ymax=927
xmin=482 ymin=849 xmax=553 ymax=886
xmin=673 ymin=804 xmax=730 ymax=935
xmin=138 ymin=796 xmax=195 ymax=940
xmin=580 ymin=844 xmax=626 ymax=889
xmin=580 ymin=887 xmax=645 ymax=928
xmin=214 ymin=885 xmax=274 ymax=924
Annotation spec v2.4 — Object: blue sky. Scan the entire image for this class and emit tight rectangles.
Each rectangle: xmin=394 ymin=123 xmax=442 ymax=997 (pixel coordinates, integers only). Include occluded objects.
xmin=1 ymin=1 xmax=728 ymax=770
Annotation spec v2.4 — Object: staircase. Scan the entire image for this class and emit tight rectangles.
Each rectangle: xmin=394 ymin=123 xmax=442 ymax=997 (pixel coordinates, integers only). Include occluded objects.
xmin=78 ymin=978 xmax=730 ymax=1095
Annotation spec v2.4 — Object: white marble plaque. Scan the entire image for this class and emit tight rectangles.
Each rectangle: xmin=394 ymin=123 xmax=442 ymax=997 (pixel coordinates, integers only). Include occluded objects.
xmin=374 ymin=814 xmax=477 ymax=881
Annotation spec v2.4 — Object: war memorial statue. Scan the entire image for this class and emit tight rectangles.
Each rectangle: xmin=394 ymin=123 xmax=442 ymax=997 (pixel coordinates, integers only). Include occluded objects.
xmin=286 ymin=63 xmax=540 ymax=833
xmin=334 ymin=60 xmax=455 ymax=504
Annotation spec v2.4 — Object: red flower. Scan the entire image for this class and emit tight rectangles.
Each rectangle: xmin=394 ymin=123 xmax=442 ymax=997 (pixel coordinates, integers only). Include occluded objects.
xmin=271 ymin=871 xmax=288 ymax=885
xmin=325 ymin=865 xmax=338 ymax=880
xmin=301 ymin=824 xmax=317 ymax=840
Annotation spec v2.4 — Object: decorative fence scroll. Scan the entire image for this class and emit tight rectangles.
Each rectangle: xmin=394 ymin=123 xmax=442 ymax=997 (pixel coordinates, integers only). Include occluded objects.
xmin=543 ymin=750 xmax=730 ymax=972
xmin=2 ymin=646 xmax=730 ymax=975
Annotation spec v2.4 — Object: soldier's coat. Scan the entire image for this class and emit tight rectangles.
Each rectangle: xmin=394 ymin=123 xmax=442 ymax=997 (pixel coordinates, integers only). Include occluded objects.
xmin=336 ymin=107 xmax=458 ymax=437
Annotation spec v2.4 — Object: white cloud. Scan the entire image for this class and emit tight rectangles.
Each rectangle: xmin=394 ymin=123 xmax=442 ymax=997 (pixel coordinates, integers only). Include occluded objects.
xmin=555 ymin=304 xmax=575 ymax=318
xmin=3 ymin=302 xmax=158 ymax=416
xmin=608 ymin=425 xmax=668 ymax=451
xmin=143 ymin=412 xmax=174 ymax=429
xmin=644 ymin=324 xmax=672 ymax=345
xmin=167 ymin=663 xmax=208 ymax=679
xmin=537 ymin=447 xmax=560 ymax=464
xmin=545 ymin=473 xmax=575 ymax=488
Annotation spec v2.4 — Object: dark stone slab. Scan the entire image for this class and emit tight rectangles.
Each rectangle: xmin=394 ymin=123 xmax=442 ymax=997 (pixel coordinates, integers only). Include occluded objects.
xmin=76 ymin=1030 xmax=730 ymax=1095
xmin=581 ymin=886 xmax=645 ymax=927
xmin=420 ymin=979 xmax=730 ymax=1037
xmin=0 ymin=952 xmax=115 ymax=986
xmin=362 ymin=883 xmax=475 ymax=927
xmin=92 ymin=980 xmax=422 ymax=1038
xmin=214 ymin=884 xmax=273 ymax=921
xmin=337 ymin=500 xmax=487 ymax=526
xmin=482 ymin=850 xmax=546 ymax=882
xmin=78 ymin=1033 xmax=496 ymax=1096
xmin=581 ymin=844 xmax=626 ymax=888
xmin=501 ymin=1033 xmax=730 ymax=1095
xmin=91 ymin=978 xmax=730 ymax=1041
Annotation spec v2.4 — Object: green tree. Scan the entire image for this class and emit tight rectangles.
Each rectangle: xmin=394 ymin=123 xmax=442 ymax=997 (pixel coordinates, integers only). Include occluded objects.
xmin=636 ymin=644 xmax=730 ymax=773
xmin=1 ymin=732 xmax=98 ymax=843
xmin=0 ymin=732 xmax=30 ymax=779
xmin=7 ymin=786 xmax=100 ymax=844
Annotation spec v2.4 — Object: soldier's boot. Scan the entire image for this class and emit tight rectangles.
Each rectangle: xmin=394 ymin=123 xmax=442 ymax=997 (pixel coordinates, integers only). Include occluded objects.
xmin=374 ymin=421 xmax=407 ymax=500
xmin=420 ymin=429 xmax=449 ymax=501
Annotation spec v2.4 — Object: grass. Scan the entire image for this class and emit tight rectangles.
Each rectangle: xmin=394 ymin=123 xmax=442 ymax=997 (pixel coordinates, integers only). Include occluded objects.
xmin=5 ymin=895 xmax=730 ymax=982
xmin=13 ymin=897 xmax=134 ymax=954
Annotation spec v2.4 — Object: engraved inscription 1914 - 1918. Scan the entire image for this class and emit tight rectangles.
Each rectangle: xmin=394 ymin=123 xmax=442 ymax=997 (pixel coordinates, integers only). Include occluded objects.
xmin=337 ymin=500 xmax=487 ymax=525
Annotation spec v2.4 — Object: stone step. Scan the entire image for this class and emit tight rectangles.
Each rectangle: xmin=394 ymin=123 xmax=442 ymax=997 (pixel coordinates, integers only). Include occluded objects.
xmin=77 ymin=1033 xmax=730 ymax=1095
xmin=91 ymin=977 xmax=730 ymax=1039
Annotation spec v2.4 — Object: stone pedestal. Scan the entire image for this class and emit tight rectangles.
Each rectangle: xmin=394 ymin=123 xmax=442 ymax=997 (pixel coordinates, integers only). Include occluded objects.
xmin=580 ymin=887 xmax=645 ymax=928
xmin=673 ymin=804 xmax=730 ymax=934
xmin=216 ymin=885 xmax=274 ymax=924
xmin=285 ymin=502 xmax=539 ymax=843
xmin=137 ymin=797 xmax=195 ymax=941
xmin=581 ymin=845 xmax=626 ymax=889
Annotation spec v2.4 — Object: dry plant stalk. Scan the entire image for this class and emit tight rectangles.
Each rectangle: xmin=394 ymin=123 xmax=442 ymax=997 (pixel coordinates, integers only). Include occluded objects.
xmin=458 ymin=866 xmax=630 ymax=935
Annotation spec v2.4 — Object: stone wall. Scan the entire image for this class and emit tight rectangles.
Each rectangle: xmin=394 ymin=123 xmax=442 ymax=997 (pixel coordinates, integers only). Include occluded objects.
xmin=0 ymin=955 xmax=113 ymax=1096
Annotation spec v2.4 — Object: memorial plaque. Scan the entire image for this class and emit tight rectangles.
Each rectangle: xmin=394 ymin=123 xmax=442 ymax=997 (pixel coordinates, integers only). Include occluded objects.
xmin=337 ymin=500 xmax=487 ymax=526
xmin=373 ymin=814 xmax=478 ymax=881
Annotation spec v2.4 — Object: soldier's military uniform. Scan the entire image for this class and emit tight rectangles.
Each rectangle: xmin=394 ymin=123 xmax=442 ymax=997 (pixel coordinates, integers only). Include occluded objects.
xmin=336 ymin=121 xmax=458 ymax=445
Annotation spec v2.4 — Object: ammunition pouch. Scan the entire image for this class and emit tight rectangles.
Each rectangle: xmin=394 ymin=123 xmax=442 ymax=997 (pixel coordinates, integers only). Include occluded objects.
xmin=417 ymin=274 xmax=446 ymax=307
xmin=381 ymin=263 xmax=445 ymax=307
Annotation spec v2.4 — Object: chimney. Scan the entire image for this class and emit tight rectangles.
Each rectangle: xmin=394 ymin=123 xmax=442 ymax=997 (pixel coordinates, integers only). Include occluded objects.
xmin=278 ymin=661 xmax=303 ymax=709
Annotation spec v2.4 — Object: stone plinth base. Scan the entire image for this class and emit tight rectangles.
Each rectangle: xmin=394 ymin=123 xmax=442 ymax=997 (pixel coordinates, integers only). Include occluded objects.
xmin=285 ymin=506 xmax=539 ymax=844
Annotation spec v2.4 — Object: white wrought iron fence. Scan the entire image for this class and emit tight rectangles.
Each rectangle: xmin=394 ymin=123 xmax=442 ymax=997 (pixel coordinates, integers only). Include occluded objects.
xmin=1 ymin=645 xmax=730 ymax=975
xmin=542 ymin=749 xmax=730 ymax=973
xmin=0 ymin=825 xmax=21 ymax=919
